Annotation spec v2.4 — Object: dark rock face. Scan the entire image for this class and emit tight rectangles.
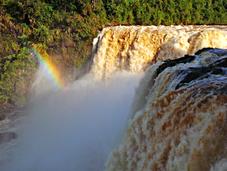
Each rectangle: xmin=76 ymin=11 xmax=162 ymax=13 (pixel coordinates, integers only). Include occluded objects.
xmin=107 ymin=48 xmax=227 ymax=171
xmin=0 ymin=132 xmax=17 ymax=144
xmin=153 ymin=48 xmax=227 ymax=90
xmin=0 ymin=114 xmax=6 ymax=121
xmin=155 ymin=55 xmax=196 ymax=77
xmin=195 ymin=48 xmax=227 ymax=56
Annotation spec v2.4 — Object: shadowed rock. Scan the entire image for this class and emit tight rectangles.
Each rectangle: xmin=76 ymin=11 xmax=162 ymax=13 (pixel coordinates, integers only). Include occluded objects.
xmin=0 ymin=114 xmax=6 ymax=121
xmin=0 ymin=132 xmax=17 ymax=144
xmin=156 ymin=55 xmax=196 ymax=76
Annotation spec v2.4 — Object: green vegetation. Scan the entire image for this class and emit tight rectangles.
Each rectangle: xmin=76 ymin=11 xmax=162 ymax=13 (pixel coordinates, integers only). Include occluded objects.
xmin=0 ymin=0 xmax=226 ymax=106
xmin=0 ymin=48 xmax=36 ymax=105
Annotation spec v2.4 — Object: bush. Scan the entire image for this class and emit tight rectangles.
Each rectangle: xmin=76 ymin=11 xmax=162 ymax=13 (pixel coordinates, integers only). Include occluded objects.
xmin=0 ymin=48 xmax=36 ymax=105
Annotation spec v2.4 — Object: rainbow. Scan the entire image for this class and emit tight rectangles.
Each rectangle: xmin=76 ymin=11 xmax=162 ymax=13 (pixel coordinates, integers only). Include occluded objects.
xmin=32 ymin=48 xmax=65 ymax=89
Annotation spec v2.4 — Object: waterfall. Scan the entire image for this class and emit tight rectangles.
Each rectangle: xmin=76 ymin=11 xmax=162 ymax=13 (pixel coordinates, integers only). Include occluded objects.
xmin=90 ymin=26 xmax=227 ymax=79
xmin=0 ymin=26 xmax=227 ymax=171
xmin=106 ymin=48 xmax=227 ymax=171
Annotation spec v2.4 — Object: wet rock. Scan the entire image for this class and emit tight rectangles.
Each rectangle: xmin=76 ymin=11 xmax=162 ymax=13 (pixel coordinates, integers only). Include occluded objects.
xmin=156 ymin=55 xmax=195 ymax=76
xmin=176 ymin=56 xmax=227 ymax=89
xmin=195 ymin=48 xmax=227 ymax=56
xmin=0 ymin=132 xmax=17 ymax=144
xmin=0 ymin=114 xmax=6 ymax=121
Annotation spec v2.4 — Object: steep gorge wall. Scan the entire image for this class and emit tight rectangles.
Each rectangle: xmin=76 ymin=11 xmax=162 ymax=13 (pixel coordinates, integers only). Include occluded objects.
xmin=90 ymin=25 xmax=227 ymax=79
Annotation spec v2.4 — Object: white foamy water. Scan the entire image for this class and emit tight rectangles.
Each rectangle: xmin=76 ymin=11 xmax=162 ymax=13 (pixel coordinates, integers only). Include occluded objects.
xmin=0 ymin=71 xmax=142 ymax=171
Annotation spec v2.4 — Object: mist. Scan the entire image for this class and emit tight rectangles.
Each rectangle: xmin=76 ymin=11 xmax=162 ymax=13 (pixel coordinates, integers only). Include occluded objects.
xmin=1 ymin=71 xmax=142 ymax=171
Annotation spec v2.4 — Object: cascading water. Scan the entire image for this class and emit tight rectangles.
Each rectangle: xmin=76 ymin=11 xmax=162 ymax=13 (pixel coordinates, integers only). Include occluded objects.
xmin=0 ymin=26 xmax=227 ymax=171
xmin=107 ymin=48 xmax=227 ymax=171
